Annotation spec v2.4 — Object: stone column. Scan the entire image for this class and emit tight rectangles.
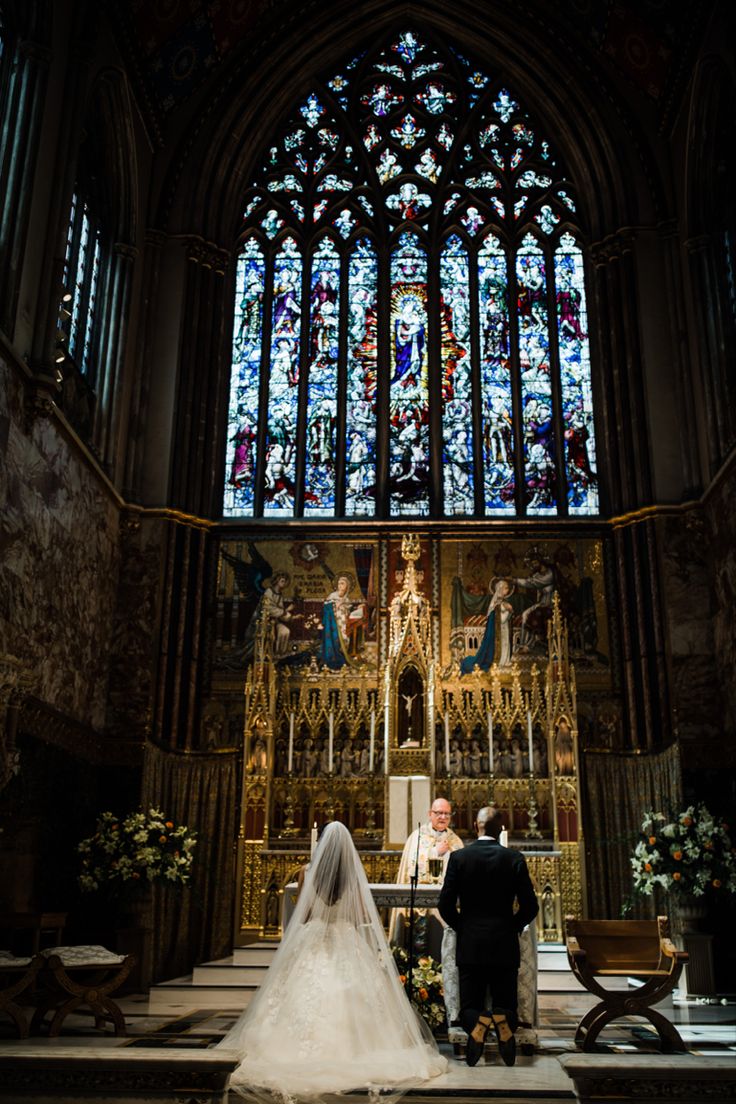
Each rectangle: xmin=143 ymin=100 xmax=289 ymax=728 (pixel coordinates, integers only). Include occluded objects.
xmin=0 ymin=38 xmax=51 ymax=336
xmin=169 ymin=238 xmax=231 ymax=517
xmin=590 ymin=231 xmax=671 ymax=750
xmin=94 ymin=241 xmax=137 ymax=472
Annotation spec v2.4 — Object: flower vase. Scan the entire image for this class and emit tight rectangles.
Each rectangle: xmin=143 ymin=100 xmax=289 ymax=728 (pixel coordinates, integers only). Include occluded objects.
xmin=674 ymin=900 xmax=707 ymax=933
xmin=116 ymin=886 xmax=154 ymax=993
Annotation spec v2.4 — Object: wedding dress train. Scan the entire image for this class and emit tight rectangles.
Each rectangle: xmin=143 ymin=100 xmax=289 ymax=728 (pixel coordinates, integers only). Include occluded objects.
xmin=220 ymin=822 xmax=447 ymax=1100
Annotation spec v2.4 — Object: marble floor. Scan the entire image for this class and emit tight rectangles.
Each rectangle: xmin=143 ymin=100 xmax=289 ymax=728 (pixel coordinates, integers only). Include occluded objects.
xmin=1 ymin=987 xmax=734 ymax=1100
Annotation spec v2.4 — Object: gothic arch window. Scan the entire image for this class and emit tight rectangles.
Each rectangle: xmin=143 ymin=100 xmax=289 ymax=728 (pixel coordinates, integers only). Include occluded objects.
xmin=224 ymin=29 xmax=598 ymax=520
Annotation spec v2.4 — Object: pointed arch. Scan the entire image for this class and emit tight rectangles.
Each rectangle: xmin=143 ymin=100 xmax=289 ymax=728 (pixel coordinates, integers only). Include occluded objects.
xmin=220 ymin=26 xmax=604 ymax=520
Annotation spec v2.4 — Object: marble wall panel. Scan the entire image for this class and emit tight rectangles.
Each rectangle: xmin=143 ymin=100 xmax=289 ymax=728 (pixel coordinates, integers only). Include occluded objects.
xmin=0 ymin=355 xmax=121 ymax=730
xmin=705 ymin=462 xmax=736 ymax=744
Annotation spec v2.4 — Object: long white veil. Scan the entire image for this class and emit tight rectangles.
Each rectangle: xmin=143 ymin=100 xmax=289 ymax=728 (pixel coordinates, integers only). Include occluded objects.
xmin=221 ymin=821 xmax=446 ymax=1101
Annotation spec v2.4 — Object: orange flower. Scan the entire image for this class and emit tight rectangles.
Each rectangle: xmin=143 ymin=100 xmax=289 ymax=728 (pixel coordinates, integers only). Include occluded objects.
xmin=419 ymin=988 xmax=428 ymax=1002
xmin=673 ymin=851 xmax=682 ymax=860
xmin=644 ymin=863 xmax=652 ymax=872
xmin=672 ymin=872 xmax=681 ymax=881
xmin=131 ymin=871 xmax=140 ymax=879
xmin=399 ymin=975 xmax=406 ymax=985
xmin=166 ymin=821 xmax=174 ymax=829
xmin=112 ymin=824 xmax=119 ymax=831
xmin=649 ymin=836 xmax=657 ymax=845
xmin=159 ymin=835 xmax=167 ymax=843
xmin=712 ymin=879 xmax=722 ymax=888
xmin=704 ymin=840 xmax=713 ymax=849
xmin=682 ymin=816 xmax=692 ymax=826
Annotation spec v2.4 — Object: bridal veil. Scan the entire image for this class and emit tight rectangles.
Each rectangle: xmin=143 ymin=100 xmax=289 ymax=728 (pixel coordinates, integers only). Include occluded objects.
xmin=220 ymin=820 xmax=446 ymax=1101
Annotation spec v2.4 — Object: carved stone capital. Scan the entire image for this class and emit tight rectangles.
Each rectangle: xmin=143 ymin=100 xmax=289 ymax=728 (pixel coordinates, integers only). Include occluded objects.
xmin=185 ymin=236 xmax=230 ymax=274
xmin=113 ymin=242 xmax=138 ymax=263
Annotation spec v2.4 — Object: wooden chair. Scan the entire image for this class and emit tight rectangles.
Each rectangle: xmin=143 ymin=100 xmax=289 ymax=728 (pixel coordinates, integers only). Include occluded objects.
xmin=31 ymin=947 xmax=135 ymax=1037
xmin=0 ymin=953 xmax=44 ymax=1038
xmin=565 ymin=915 xmax=688 ymax=1053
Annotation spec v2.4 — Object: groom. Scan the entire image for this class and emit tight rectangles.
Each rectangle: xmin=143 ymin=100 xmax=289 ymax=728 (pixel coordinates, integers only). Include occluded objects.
xmin=438 ymin=805 xmax=538 ymax=1067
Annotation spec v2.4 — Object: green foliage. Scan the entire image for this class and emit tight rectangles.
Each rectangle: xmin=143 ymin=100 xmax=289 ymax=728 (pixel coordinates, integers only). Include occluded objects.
xmin=631 ymin=804 xmax=736 ymax=900
xmin=78 ymin=808 xmax=196 ymax=892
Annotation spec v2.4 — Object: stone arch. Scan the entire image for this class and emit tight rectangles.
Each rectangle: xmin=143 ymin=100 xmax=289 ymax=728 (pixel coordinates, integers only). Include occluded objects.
xmin=157 ymin=0 xmax=666 ymax=245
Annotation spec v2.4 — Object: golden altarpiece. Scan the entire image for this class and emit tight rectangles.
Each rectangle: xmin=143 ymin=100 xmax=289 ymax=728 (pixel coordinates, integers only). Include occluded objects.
xmin=234 ymin=535 xmax=584 ymax=943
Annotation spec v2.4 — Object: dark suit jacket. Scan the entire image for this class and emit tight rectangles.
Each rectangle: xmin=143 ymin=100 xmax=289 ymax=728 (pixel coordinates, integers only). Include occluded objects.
xmin=438 ymin=838 xmax=539 ymax=967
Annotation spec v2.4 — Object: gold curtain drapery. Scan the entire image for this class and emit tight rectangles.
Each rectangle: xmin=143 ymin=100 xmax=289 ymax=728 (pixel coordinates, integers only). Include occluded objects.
xmin=582 ymin=743 xmax=682 ymax=920
xmin=142 ymin=742 xmax=239 ymax=984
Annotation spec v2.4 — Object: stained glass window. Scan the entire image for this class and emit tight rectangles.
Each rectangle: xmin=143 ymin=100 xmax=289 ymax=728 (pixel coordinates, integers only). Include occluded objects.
xmin=61 ymin=192 xmax=102 ymax=377
xmin=225 ymin=29 xmax=599 ymax=518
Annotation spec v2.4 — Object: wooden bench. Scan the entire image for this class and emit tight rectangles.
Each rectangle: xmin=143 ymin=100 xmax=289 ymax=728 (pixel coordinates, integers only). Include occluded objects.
xmin=565 ymin=915 xmax=688 ymax=1053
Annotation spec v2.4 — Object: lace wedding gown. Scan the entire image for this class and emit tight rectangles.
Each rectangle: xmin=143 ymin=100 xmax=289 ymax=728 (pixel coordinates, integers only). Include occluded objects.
xmin=220 ymin=822 xmax=446 ymax=1101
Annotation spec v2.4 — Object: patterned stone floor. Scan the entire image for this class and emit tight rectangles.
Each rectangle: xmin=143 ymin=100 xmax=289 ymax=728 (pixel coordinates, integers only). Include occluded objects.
xmin=4 ymin=988 xmax=732 ymax=1058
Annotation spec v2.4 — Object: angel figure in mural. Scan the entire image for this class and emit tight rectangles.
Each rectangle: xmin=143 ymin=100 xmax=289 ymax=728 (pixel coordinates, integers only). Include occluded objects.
xmin=219 ymin=543 xmax=306 ymax=669
xmin=456 ymin=576 xmax=515 ymax=675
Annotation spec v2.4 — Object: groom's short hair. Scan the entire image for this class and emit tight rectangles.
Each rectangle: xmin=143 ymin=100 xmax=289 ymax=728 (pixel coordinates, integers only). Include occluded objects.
xmin=477 ymin=805 xmax=503 ymax=837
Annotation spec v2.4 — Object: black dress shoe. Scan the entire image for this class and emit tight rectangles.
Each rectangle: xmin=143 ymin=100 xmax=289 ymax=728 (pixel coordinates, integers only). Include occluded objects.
xmin=465 ymin=1014 xmax=492 ymax=1067
xmin=491 ymin=1009 xmax=517 ymax=1067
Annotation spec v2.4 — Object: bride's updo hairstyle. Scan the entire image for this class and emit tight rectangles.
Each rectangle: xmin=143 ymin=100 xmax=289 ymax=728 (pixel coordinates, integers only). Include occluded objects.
xmin=310 ymin=821 xmax=347 ymax=906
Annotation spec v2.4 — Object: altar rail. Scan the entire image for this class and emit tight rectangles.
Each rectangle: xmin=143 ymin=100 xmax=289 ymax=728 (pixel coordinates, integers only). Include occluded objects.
xmin=241 ymin=842 xmax=577 ymax=943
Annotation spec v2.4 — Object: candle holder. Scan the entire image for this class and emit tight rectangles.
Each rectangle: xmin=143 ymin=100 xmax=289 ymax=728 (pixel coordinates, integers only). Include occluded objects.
xmin=324 ymin=772 xmax=335 ymax=823
xmin=364 ymin=772 xmax=379 ymax=836
xmin=525 ymin=773 xmax=543 ymax=839
xmin=281 ymin=773 xmax=298 ymax=838
xmin=487 ymin=772 xmax=496 ymax=805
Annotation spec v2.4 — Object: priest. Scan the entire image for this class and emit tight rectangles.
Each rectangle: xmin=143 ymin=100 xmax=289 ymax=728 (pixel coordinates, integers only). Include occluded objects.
xmin=389 ymin=797 xmax=464 ymax=969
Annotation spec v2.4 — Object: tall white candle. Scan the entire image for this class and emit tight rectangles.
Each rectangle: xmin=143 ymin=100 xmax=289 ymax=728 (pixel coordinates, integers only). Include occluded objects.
xmin=369 ymin=709 xmax=375 ymax=773
xmin=499 ymin=827 xmax=509 ymax=848
xmin=328 ymin=711 xmax=334 ymax=773
xmin=487 ymin=710 xmax=494 ymax=773
xmin=310 ymin=821 xmax=318 ymax=857
xmin=527 ymin=709 xmax=534 ymax=774
xmin=444 ymin=713 xmax=451 ymax=775
xmin=288 ymin=712 xmax=294 ymax=773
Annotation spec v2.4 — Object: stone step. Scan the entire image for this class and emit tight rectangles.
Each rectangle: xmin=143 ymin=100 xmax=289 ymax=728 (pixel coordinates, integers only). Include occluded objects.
xmin=231 ymin=943 xmax=279 ymax=965
xmin=148 ymin=941 xmax=626 ymax=1013
xmin=148 ymin=977 xmax=258 ymax=1012
xmin=192 ymin=958 xmax=270 ymax=985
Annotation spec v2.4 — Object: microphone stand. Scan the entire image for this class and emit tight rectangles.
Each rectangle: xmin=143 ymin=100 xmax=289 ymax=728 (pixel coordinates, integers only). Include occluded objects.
xmin=407 ymin=820 xmax=420 ymax=1005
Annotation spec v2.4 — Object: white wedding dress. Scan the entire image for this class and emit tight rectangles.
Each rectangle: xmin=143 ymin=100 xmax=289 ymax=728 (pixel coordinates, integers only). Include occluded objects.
xmin=220 ymin=822 xmax=446 ymax=1101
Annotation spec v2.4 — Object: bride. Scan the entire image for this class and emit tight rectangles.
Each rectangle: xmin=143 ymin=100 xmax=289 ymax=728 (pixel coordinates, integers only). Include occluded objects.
xmin=220 ymin=820 xmax=447 ymax=1100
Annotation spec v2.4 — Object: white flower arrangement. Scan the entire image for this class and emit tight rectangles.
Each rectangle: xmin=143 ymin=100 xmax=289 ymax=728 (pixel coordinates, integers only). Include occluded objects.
xmin=630 ymin=804 xmax=736 ymax=900
xmin=78 ymin=808 xmax=196 ymax=892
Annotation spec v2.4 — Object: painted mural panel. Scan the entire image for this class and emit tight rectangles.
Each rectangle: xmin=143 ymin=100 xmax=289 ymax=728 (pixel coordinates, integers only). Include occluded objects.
xmin=440 ymin=539 xmax=609 ymax=680
xmin=215 ymin=539 xmax=379 ymax=672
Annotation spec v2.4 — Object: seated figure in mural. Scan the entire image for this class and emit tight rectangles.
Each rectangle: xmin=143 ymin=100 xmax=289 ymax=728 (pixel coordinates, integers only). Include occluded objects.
xmin=318 ymin=573 xmax=365 ymax=670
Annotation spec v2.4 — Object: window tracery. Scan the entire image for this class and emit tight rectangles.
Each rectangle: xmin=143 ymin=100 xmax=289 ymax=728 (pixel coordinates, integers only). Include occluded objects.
xmin=224 ymin=29 xmax=599 ymax=519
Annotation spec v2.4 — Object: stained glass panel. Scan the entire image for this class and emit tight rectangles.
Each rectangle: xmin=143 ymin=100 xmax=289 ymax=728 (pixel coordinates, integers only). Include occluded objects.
xmin=346 ymin=239 xmax=378 ymax=516
xmin=555 ymin=233 xmax=598 ymax=514
xmin=517 ymin=234 xmax=557 ymax=514
xmin=440 ymin=236 xmax=474 ymax=514
xmin=478 ymin=235 xmax=514 ymax=513
xmin=390 ymin=232 xmax=429 ymax=515
xmin=264 ymin=236 xmax=302 ymax=516
xmin=304 ymin=239 xmax=341 ymax=516
xmin=224 ymin=240 xmax=265 ymax=517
